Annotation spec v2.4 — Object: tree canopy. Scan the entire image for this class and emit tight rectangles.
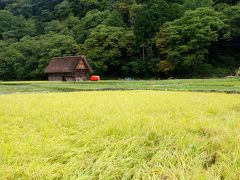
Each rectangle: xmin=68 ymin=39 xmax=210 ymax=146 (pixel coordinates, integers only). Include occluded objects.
xmin=0 ymin=0 xmax=239 ymax=80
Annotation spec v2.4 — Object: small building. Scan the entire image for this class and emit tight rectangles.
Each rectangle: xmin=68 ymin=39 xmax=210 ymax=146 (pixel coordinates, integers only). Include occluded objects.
xmin=45 ymin=56 xmax=93 ymax=81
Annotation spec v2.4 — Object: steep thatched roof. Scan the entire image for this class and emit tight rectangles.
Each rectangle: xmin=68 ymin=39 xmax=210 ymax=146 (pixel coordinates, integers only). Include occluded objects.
xmin=45 ymin=56 xmax=93 ymax=74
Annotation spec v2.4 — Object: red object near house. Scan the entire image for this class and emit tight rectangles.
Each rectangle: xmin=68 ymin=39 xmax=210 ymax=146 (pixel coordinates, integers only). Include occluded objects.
xmin=90 ymin=75 xmax=100 ymax=81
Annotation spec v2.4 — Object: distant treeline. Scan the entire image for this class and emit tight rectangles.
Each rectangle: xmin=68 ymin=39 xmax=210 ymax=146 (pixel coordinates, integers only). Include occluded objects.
xmin=0 ymin=0 xmax=239 ymax=80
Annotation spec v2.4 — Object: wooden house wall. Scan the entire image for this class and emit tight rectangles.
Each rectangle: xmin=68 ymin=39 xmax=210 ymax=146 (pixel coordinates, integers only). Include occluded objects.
xmin=48 ymin=73 xmax=74 ymax=81
xmin=48 ymin=74 xmax=63 ymax=81
xmin=48 ymin=70 xmax=90 ymax=81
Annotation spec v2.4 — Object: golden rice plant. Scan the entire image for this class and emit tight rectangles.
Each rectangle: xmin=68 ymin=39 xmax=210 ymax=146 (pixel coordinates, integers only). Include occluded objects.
xmin=0 ymin=91 xmax=239 ymax=179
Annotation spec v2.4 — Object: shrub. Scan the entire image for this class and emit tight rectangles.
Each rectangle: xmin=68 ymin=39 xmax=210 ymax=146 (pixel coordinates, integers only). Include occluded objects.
xmin=191 ymin=64 xmax=232 ymax=78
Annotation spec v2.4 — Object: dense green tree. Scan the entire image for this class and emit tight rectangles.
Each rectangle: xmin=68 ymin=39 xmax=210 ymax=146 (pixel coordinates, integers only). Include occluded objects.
xmin=0 ymin=34 xmax=80 ymax=80
xmin=54 ymin=0 xmax=70 ymax=20
xmin=5 ymin=0 xmax=33 ymax=18
xmin=223 ymin=3 xmax=240 ymax=37
xmin=134 ymin=0 xmax=181 ymax=60
xmin=0 ymin=10 xmax=35 ymax=40
xmin=31 ymin=0 xmax=63 ymax=19
xmin=72 ymin=10 xmax=124 ymax=44
xmin=214 ymin=0 xmax=240 ymax=4
xmin=44 ymin=20 xmax=68 ymax=34
xmin=0 ymin=0 xmax=239 ymax=80
xmin=182 ymin=0 xmax=214 ymax=11
xmin=155 ymin=8 xmax=230 ymax=75
xmin=82 ymin=25 xmax=135 ymax=75
xmin=68 ymin=0 xmax=102 ymax=18
xmin=207 ymin=3 xmax=240 ymax=72
xmin=0 ymin=0 xmax=16 ymax=9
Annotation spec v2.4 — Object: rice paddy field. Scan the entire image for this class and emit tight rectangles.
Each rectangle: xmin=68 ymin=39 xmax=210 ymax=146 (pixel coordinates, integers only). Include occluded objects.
xmin=0 ymin=78 xmax=240 ymax=94
xmin=0 ymin=91 xmax=240 ymax=179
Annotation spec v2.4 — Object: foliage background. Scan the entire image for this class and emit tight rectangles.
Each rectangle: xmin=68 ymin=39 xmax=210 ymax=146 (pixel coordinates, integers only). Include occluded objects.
xmin=0 ymin=0 xmax=239 ymax=80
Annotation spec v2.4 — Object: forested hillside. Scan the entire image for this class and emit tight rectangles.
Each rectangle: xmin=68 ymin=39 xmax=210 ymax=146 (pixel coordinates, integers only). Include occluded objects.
xmin=0 ymin=0 xmax=239 ymax=80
